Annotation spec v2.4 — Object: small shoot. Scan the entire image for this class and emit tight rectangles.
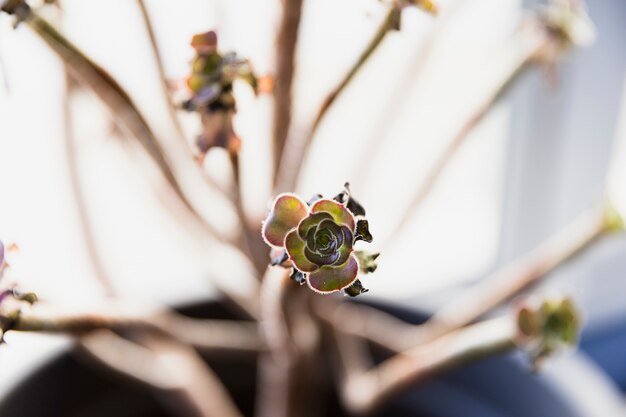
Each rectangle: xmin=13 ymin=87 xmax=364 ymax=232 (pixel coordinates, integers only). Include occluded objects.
xmin=514 ymin=296 xmax=581 ymax=370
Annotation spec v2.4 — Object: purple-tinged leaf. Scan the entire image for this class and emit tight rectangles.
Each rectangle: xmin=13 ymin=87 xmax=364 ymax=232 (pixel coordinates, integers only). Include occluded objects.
xmin=262 ymin=193 xmax=308 ymax=247
xmin=307 ymin=254 xmax=359 ymax=294
xmin=285 ymin=230 xmax=319 ymax=273
xmin=311 ymin=199 xmax=355 ymax=231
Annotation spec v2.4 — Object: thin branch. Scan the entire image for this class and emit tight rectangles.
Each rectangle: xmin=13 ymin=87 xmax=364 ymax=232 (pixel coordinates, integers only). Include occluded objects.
xmin=382 ymin=22 xmax=554 ymax=247
xmin=136 ymin=0 xmax=188 ymax=147
xmin=9 ymin=302 xmax=263 ymax=354
xmin=308 ymin=8 xmax=399 ymax=138
xmin=315 ymin=297 xmax=413 ymax=351
xmin=255 ymin=267 xmax=292 ymax=417
xmin=337 ymin=316 xmax=516 ymax=414
xmin=63 ymin=68 xmax=115 ymax=295
xmin=78 ymin=330 xmax=245 ymax=417
xmin=272 ymin=0 xmax=304 ymax=188
xmin=332 ymin=328 xmax=373 ymax=393
xmin=410 ymin=206 xmax=607 ymax=347
xmin=78 ymin=330 xmax=181 ymax=390
xmin=275 ymin=7 xmax=400 ymax=193
xmin=353 ymin=0 xmax=463 ymax=184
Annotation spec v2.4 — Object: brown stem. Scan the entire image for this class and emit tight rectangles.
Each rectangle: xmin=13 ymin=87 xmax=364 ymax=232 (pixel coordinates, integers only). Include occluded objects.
xmin=411 ymin=207 xmax=606 ymax=346
xmin=228 ymin=119 xmax=268 ymax=276
xmin=275 ymin=7 xmax=400 ymax=193
xmin=78 ymin=330 xmax=245 ymax=417
xmin=382 ymin=24 xmax=553 ymax=247
xmin=255 ymin=267 xmax=292 ymax=417
xmin=9 ymin=302 xmax=263 ymax=354
xmin=62 ymin=68 xmax=115 ymax=296
xmin=136 ymin=0 xmax=188 ymax=145
xmin=337 ymin=316 xmax=516 ymax=414
xmin=353 ymin=1 xmax=462 ymax=184
xmin=272 ymin=0 xmax=304 ymax=189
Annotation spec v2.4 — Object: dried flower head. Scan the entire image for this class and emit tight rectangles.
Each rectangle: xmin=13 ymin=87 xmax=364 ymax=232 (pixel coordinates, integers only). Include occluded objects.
xmin=262 ymin=184 xmax=377 ymax=295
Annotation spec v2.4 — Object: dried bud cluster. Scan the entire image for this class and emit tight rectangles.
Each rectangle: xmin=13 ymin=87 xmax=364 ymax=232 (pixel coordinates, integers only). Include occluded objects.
xmin=182 ymin=30 xmax=258 ymax=160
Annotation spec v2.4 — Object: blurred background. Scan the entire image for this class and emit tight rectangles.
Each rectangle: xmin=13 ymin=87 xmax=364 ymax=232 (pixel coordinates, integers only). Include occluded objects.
xmin=0 ymin=0 xmax=626 ymax=413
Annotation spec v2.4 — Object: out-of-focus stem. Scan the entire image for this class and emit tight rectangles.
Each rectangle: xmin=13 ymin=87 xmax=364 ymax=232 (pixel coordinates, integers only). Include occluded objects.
xmin=255 ymin=267 xmax=292 ymax=417
xmin=79 ymin=330 xmax=245 ymax=417
xmin=9 ymin=303 xmax=263 ymax=354
xmin=275 ymin=7 xmax=400 ymax=193
xmin=272 ymin=0 xmax=304 ymax=189
xmin=382 ymin=24 xmax=554 ymax=247
xmin=352 ymin=0 xmax=463 ymax=184
xmin=337 ymin=316 xmax=516 ymax=414
xmin=410 ymin=206 xmax=607 ymax=347
xmin=230 ymin=148 xmax=269 ymax=276
xmin=62 ymin=66 xmax=115 ymax=296
xmin=136 ymin=0 xmax=187 ymax=145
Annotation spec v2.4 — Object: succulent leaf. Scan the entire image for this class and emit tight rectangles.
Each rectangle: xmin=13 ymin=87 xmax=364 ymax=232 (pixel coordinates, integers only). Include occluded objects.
xmin=307 ymin=254 xmax=359 ymax=294
xmin=262 ymin=194 xmax=309 ymax=247
xmin=298 ymin=212 xmax=333 ymax=240
xmin=285 ymin=230 xmax=319 ymax=273
xmin=311 ymin=199 xmax=356 ymax=231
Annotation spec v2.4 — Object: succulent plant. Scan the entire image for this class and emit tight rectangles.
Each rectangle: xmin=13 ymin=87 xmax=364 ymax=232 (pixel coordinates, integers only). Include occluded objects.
xmin=514 ymin=296 xmax=581 ymax=368
xmin=262 ymin=185 xmax=377 ymax=295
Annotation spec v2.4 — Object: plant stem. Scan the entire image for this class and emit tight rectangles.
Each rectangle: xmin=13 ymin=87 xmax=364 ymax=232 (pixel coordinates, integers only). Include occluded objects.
xmin=352 ymin=0 xmax=462 ymax=185
xmin=62 ymin=67 xmax=115 ymax=296
xmin=8 ymin=302 xmax=263 ymax=354
xmin=411 ymin=206 xmax=607 ymax=346
xmin=136 ymin=0 xmax=187 ymax=145
xmin=275 ymin=7 xmax=400 ymax=193
xmin=255 ymin=267 xmax=292 ymax=417
xmin=382 ymin=23 xmax=554 ymax=247
xmin=337 ymin=316 xmax=516 ymax=414
xmin=78 ymin=330 xmax=245 ymax=417
xmin=272 ymin=0 xmax=304 ymax=189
